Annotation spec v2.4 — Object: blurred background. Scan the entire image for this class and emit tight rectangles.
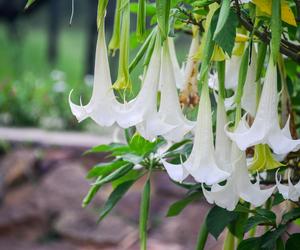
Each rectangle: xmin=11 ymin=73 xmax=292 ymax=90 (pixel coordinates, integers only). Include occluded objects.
xmin=0 ymin=1 xmax=222 ymax=250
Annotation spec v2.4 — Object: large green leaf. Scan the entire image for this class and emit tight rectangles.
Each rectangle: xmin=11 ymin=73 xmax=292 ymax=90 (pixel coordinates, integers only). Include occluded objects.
xmin=260 ymin=224 xmax=287 ymax=249
xmin=213 ymin=0 xmax=231 ymax=38
xmin=244 ymin=213 xmax=276 ymax=233
xmin=213 ymin=7 xmax=238 ymax=57
xmin=281 ymin=208 xmax=300 ymax=224
xmin=129 ymin=133 xmax=162 ymax=156
xmin=206 ymin=206 xmax=238 ymax=239
xmin=98 ymin=180 xmax=136 ymax=222
xmin=139 ymin=179 xmax=151 ymax=250
xmin=166 ymin=192 xmax=200 ymax=217
xmin=86 ymin=160 xmax=127 ymax=179
xmin=84 ymin=143 xmax=125 ymax=154
xmin=237 ymin=237 xmax=262 ymax=250
xmin=286 ymin=233 xmax=300 ymax=250
xmin=93 ymin=164 xmax=134 ymax=186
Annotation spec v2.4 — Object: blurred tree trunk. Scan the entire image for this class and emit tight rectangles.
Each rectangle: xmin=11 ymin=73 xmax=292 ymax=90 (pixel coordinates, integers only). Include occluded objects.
xmin=85 ymin=0 xmax=98 ymax=75
xmin=48 ymin=0 xmax=60 ymax=65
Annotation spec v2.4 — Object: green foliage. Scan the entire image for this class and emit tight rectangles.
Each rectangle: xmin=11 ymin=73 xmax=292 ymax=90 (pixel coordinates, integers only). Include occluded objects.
xmin=98 ymin=180 xmax=136 ymax=221
xmin=166 ymin=191 xmax=200 ymax=217
xmin=213 ymin=0 xmax=238 ymax=56
xmin=206 ymin=206 xmax=238 ymax=239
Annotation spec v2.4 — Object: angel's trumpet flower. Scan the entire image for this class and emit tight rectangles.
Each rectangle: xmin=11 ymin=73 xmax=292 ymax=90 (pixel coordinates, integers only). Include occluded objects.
xmin=226 ymin=57 xmax=300 ymax=155
xmin=69 ymin=16 xmax=162 ymax=129
xmin=163 ymin=82 xmax=229 ymax=184
xmin=203 ymin=144 xmax=275 ymax=211
xmin=276 ymin=170 xmax=300 ymax=202
xmin=137 ymin=40 xmax=195 ymax=142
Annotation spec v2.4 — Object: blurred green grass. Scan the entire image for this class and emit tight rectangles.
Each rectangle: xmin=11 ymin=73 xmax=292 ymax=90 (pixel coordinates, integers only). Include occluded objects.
xmin=0 ymin=24 xmax=88 ymax=129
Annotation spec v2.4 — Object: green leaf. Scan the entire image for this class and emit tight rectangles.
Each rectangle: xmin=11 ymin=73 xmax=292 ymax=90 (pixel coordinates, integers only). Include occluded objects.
xmin=213 ymin=0 xmax=230 ymax=38
xmin=86 ymin=160 xmax=127 ymax=179
xmin=129 ymin=133 xmax=161 ymax=156
xmin=93 ymin=164 xmax=134 ymax=186
xmin=237 ymin=237 xmax=262 ymax=250
xmin=166 ymin=139 xmax=192 ymax=153
xmin=129 ymin=28 xmax=156 ymax=73
xmin=206 ymin=206 xmax=238 ymax=239
xmin=261 ymin=224 xmax=287 ymax=249
xmin=112 ymin=169 xmax=142 ymax=188
xmin=156 ymin=0 xmax=171 ymax=40
xmin=166 ymin=192 xmax=200 ymax=217
xmin=98 ymin=180 xmax=135 ymax=222
xmin=276 ymin=237 xmax=285 ymax=250
xmin=82 ymin=176 xmax=102 ymax=207
xmin=286 ymin=233 xmax=300 ymax=250
xmin=244 ymin=214 xmax=276 ymax=233
xmin=213 ymin=9 xmax=238 ymax=57
xmin=271 ymin=0 xmax=282 ymax=63
xmin=140 ymin=179 xmax=151 ymax=250
xmin=84 ymin=143 xmax=125 ymax=154
xmin=25 ymin=0 xmax=37 ymax=9
xmin=122 ymin=153 xmax=144 ymax=164
xmin=272 ymin=192 xmax=285 ymax=206
xmin=281 ymin=208 xmax=300 ymax=224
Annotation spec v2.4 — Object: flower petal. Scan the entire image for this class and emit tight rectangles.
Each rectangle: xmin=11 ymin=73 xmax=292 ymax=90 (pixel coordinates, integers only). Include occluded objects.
xmin=267 ymin=119 xmax=300 ymax=155
xmin=161 ymin=159 xmax=189 ymax=182
xmin=184 ymin=83 xmax=229 ymax=185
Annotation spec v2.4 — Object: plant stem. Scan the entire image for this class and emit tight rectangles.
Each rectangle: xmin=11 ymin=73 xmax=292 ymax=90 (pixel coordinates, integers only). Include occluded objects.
xmin=223 ymin=229 xmax=235 ymax=250
xmin=195 ymin=214 xmax=209 ymax=250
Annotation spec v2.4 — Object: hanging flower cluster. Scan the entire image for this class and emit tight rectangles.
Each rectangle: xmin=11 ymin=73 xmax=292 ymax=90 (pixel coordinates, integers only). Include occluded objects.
xmin=69 ymin=0 xmax=300 ymax=214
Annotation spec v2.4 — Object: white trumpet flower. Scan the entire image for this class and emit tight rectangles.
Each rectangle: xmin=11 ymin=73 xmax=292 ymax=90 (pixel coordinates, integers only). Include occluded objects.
xmin=168 ymin=37 xmax=185 ymax=90
xmin=226 ymin=58 xmax=300 ymax=155
xmin=69 ymin=21 xmax=162 ymax=129
xmin=162 ymin=83 xmax=229 ymax=184
xmin=276 ymin=170 xmax=300 ymax=202
xmin=203 ymin=144 xmax=275 ymax=211
xmin=137 ymin=41 xmax=195 ymax=142
xmin=215 ymin=96 xmax=232 ymax=172
xmin=210 ymin=49 xmax=257 ymax=116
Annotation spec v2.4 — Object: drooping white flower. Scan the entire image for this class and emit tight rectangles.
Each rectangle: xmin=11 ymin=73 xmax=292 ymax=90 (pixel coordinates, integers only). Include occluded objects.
xmin=137 ymin=41 xmax=195 ymax=142
xmin=210 ymin=49 xmax=257 ymax=116
xmin=162 ymin=83 xmax=229 ymax=184
xmin=215 ymin=96 xmax=232 ymax=172
xmin=69 ymin=20 xmax=162 ymax=129
xmin=226 ymin=57 xmax=300 ymax=155
xmin=203 ymin=144 xmax=275 ymax=211
xmin=276 ymin=170 xmax=300 ymax=202
xmin=168 ymin=37 xmax=185 ymax=89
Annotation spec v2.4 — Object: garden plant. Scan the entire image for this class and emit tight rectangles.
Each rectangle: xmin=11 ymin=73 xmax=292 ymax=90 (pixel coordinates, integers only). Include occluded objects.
xmin=27 ymin=0 xmax=300 ymax=249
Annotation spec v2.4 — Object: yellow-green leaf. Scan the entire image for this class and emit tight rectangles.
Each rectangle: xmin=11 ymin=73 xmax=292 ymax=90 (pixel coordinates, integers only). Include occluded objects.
xmin=252 ymin=0 xmax=297 ymax=26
